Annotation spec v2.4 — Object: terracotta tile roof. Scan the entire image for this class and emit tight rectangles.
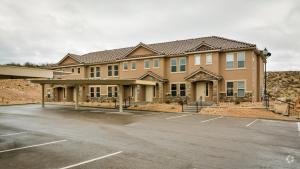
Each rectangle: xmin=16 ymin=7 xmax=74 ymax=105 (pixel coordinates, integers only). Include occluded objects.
xmin=65 ymin=36 xmax=256 ymax=64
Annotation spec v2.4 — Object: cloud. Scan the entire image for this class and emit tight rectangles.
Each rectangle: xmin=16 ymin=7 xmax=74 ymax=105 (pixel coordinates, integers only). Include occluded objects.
xmin=0 ymin=0 xmax=299 ymax=70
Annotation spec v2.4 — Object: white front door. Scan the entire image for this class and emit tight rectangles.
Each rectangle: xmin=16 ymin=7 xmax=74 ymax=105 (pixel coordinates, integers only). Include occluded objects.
xmin=145 ymin=86 xmax=154 ymax=102
xmin=196 ymin=82 xmax=206 ymax=101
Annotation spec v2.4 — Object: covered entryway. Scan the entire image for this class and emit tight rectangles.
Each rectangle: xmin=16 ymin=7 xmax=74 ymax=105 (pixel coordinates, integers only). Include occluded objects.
xmin=55 ymin=87 xmax=64 ymax=102
xmin=31 ymin=79 xmax=156 ymax=113
xmin=185 ymin=67 xmax=222 ymax=103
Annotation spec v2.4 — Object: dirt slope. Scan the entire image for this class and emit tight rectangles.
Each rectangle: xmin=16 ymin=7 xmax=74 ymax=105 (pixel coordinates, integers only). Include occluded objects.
xmin=0 ymin=79 xmax=41 ymax=105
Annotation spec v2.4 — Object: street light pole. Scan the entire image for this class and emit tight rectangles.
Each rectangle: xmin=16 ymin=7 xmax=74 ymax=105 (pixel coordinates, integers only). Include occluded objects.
xmin=262 ymin=48 xmax=271 ymax=109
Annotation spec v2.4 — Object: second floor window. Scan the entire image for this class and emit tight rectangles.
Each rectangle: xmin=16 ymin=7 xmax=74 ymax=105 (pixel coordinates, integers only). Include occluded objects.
xmin=195 ymin=54 xmax=201 ymax=65
xmin=144 ymin=60 xmax=150 ymax=69
xmin=90 ymin=67 xmax=95 ymax=77
xmin=114 ymin=65 xmax=119 ymax=76
xmin=131 ymin=61 xmax=136 ymax=70
xmin=171 ymin=84 xmax=177 ymax=96
xmin=153 ymin=59 xmax=159 ymax=68
xmin=123 ymin=62 xmax=128 ymax=71
xmin=108 ymin=65 xmax=112 ymax=76
xmin=226 ymin=82 xmax=234 ymax=96
xmin=237 ymin=52 xmax=245 ymax=68
xmin=226 ymin=53 xmax=234 ymax=69
xmin=206 ymin=53 xmax=212 ymax=64
xmin=179 ymin=57 xmax=186 ymax=72
xmin=171 ymin=58 xmax=177 ymax=72
xmin=95 ymin=67 xmax=100 ymax=77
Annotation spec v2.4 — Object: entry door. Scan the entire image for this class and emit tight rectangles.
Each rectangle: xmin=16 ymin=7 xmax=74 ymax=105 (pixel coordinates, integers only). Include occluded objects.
xmin=196 ymin=82 xmax=206 ymax=101
xmin=145 ymin=86 xmax=154 ymax=102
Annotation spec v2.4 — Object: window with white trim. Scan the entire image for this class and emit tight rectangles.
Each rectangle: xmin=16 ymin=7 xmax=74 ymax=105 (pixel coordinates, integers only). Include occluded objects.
xmin=195 ymin=54 xmax=201 ymax=65
xmin=114 ymin=86 xmax=118 ymax=97
xmin=131 ymin=61 xmax=136 ymax=70
xmin=237 ymin=81 xmax=245 ymax=97
xmin=90 ymin=67 xmax=95 ymax=77
xmin=206 ymin=53 xmax=212 ymax=64
xmin=170 ymin=58 xmax=177 ymax=72
xmin=77 ymin=68 xmax=80 ymax=74
xmin=96 ymin=87 xmax=100 ymax=98
xmin=90 ymin=87 xmax=95 ymax=98
xmin=237 ymin=52 xmax=245 ymax=68
xmin=108 ymin=65 xmax=112 ymax=77
xmin=123 ymin=62 xmax=128 ymax=71
xmin=107 ymin=86 xmax=113 ymax=97
xmin=153 ymin=59 xmax=159 ymax=68
xmin=179 ymin=84 xmax=186 ymax=96
xmin=226 ymin=53 xmax=234 ymax=69
xmin=179 ymin=57 xmax=186 ymax=72
xmin=226 ymin=82 xmax=234 ymax=96
xmin=95 ymin=67 xmax=100 ymax=77
xmin=72 ymin=68 xmax=74 ymax=73
xmin=114 ymin=65 xmax=119 ymax=76
xmin=144 ymin=60 xmax=150 ymax=69
xmin=171 ymin=84 xmax=177 ymax=96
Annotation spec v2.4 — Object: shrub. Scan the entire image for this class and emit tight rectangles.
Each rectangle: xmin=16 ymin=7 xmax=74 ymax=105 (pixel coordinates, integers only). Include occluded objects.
xmin=165 ymin=100 xmax=171 ymax=104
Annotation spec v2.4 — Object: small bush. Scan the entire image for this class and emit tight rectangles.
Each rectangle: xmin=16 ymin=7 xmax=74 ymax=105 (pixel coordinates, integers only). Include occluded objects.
xmin=234 ymin=99 xmax=240 ymax=105
xmin=171 ymin=106 xmax=175 ymax=109
xmin=165 ymin=100 xmax=171 ymax=104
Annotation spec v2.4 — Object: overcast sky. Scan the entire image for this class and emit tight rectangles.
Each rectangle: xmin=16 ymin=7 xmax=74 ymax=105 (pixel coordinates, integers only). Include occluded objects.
xmin=0 ymin=0 xmax=299 ymax=70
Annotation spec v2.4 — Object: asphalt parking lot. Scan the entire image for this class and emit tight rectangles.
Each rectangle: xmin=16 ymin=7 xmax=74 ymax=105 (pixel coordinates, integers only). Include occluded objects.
xmin=0 ymin=104 xmax=299 ymax=169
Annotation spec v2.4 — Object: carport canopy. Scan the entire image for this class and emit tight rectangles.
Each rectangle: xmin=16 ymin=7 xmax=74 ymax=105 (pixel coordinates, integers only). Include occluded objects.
xmin=0 ymin=65 xmax=53 ymax=79
xmin=30 ymin=79 xmax=156 ymax=112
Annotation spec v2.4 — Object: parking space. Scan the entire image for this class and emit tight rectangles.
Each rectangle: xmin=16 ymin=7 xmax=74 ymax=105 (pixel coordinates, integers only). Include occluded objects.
xmin=0 ymin=104 xmax=299 ymax=169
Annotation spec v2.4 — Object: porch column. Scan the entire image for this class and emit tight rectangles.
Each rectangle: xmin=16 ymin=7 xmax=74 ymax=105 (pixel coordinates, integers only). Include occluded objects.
xmin=75 ymin=85 xmax=79 ymax=110
xmin=41 ymin=84 xmax=45 ymax=108
xmin=119 ymin=85 xmax=124 ymax=112
xmin=212 ymin=80 xmax=219 ymax=104
xmin=64 ymin=86 xmax=68 ymax=102
xmin=134 ymin=85 xmax=138 ymax=102
xmin=158 ymin=82 xmax=164 ymax=103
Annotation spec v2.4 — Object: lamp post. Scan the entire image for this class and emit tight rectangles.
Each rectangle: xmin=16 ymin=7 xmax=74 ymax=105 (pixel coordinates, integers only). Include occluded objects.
xmin=262 ymin=48 xmax=271 ymax=109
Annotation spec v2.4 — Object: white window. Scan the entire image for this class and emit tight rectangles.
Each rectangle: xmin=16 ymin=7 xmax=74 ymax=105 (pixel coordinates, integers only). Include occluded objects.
xmin=90 ymin=87 xmax=95 ymax=98
xmin=226 ymin=82 xmax=234 ymax=96
xmin=237 ymin=81 xmax=245 ymax=97
xmin=113 ymin=65 xmax=119 ymax=76
xmin=90 ymin=67 xmax=95 ymax=77
xmin=179 ymin=57 xmax=186 ymax=72
xmin=179 ymin=83 xmax=186 ymax=96
xmin=77 ymin=68 xmax=80 ymax=74
xmin=107 ymin=86 xmax=113 ymax=97
xmin=171 ymin=84 xmax=177 ymax=96
xmin=237 ymin=52 xmax=245 ymax=68
xmin=226 ymin=53 xmax=234 ymax=69
xmin=114 ymin=86 xmax=118 ymax=97
xmin=95 ymin=67 xmax=100 ymax=77
xmin=72 ymin=68 xmax=74 ymax=73
xmin=96 ymin=87 xmax=101 ymax=98
xmin=123 ymin=62 xmax=128 ymax=71
xmin=131 ymin=61 xmax=136 ymax=70
xmin=153 ymin=59 xmax=159 ymax=68
xmin=194 ymin=54 xmax=201 ymax=65
xmin=206 ymin=53 xmax=212 ymax=64
xmin=170 ymin=58 xmax=177 ymax=72
xmin=144 ymin=60 xmax=150 ymax=69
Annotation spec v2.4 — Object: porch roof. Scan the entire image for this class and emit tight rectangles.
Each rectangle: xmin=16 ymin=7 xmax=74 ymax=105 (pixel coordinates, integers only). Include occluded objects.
xmin=185 ymin=67 xmax=222 ymax=81
xmin=30 ymin=78 xmax=156 ymax=86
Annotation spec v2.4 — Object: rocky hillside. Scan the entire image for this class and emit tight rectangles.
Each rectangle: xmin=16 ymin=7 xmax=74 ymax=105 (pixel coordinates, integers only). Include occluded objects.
xmin=0 ymin=79 xmax=41 ymax=105
xmin=267 ymin=71 xmax=300 ymax=101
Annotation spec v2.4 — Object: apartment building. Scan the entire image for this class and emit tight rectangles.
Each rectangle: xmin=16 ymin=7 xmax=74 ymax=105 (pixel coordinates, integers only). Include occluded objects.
xmin=47 ymin=36 xmax=265 ymax=104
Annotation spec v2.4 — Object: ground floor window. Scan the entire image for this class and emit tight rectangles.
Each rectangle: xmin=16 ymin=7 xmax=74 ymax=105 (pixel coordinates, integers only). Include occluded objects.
xmin=108 ymin=86 xmax=113 ymax=97
xmin=205 ymin=82 xmax=209 ymax=96
xmin=171 ymin=84 xmax=177 ymax=96
xmin=237 ymin=81 xmax=245 ymax=97
xmin=96 ymin=87 xmax=101 ymax=98
xmin=47 ymin=89 xmax=51 ymax=98
xmin=90 ymin=87 xmax=95 ymax=98
xmin=226 ymin=82 xmax=234 ymax=96
xmin=114 ymin=86 xmax=118 ymax=97
xmin=179 ymin=84 xmax=186 ymax=96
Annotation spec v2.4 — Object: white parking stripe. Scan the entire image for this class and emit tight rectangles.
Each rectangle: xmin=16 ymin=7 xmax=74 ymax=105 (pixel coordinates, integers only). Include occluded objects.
xmin=166 ymin=114 xmax=189 ymax=120
xmin=0 ymin=140 xmax=67 ymax=153
xmin=297 ymin=122 xmax=300 ymax=132
xmin=0 ymin=132 xmax=27 ymax=137
xmin=201 ymin=116 xmax=223 ymax=123
xmin=59 ymin=151 xmax=123 ymax=169
xmin=246 ymin=119 xmax=259 ymax=127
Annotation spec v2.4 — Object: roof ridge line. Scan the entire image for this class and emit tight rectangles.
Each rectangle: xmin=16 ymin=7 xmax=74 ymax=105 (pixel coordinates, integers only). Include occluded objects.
xmin=211 ymin=36 xmax=256 ymax=46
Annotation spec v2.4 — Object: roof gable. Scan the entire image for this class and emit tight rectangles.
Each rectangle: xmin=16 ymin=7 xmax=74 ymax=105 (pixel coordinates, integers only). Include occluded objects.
xmin=57 ymin=53 xmax=81 ymax=66
xmin=138 ymin=71 xmax=168 ymax=82
xmin=185 ymin=67 xmax=222 ymax=81
xmin=186 ymin=42 xmax=219 ymax=52
xmin=123 ymin=43 xmax=162 ymax=58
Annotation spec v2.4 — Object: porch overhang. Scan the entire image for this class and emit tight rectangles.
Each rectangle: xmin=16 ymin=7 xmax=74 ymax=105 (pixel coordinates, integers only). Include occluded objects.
xmin=184 ymin=67 xmax=222 ymax=82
